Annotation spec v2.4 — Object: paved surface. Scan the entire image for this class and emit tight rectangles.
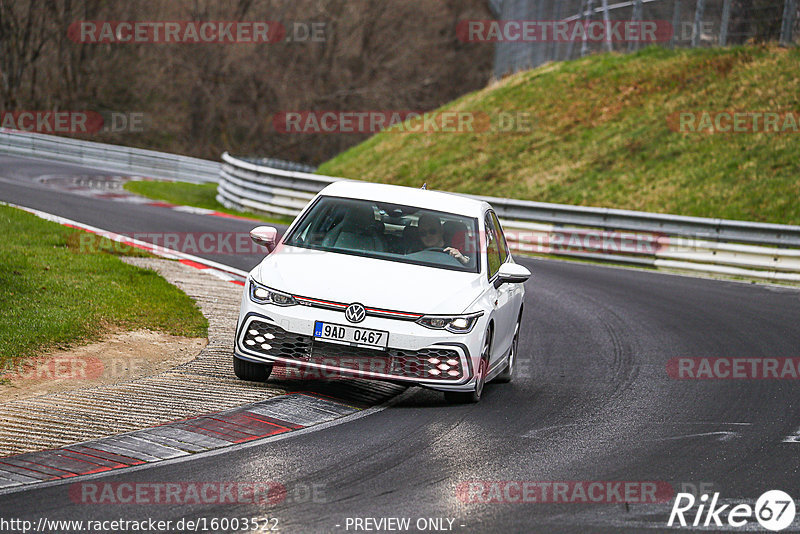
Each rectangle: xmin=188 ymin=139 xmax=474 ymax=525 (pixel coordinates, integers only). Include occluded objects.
xmin=2 ymin=155 xmax=800 ymax=532
xmin=0 ymin=392 xmax=377 ymax=490
xmin=0 ymin=259 xmax=285 ymax=456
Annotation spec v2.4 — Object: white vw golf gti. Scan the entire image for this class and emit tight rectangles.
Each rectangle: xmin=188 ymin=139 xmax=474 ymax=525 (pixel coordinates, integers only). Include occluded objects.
xmin=234 ymin=181 xmax=530 ymax=403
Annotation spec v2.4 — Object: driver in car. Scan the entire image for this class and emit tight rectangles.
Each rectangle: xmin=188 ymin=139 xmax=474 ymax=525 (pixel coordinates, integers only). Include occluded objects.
xmin=417 ymin=214 xmax=470 ymax=265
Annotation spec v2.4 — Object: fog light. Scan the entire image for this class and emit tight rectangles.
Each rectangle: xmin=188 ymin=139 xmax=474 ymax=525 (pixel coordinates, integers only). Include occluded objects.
xmin=437 ymin=363 xmax=450 ymax=371
xmin=248 ymin=329 xmax=259 ymax=336
xmin=245 ymin=340 xmax=255 ymax=346
xmin=447 ymin=370 xmax=459 ymax=377
xmin=428 ymin=369 xmax=441 ymax=376
xmin=261 ymin=344 xmax=271 ymax=350
xmin=446 ymin=359 xmax=459 ymax=366
xmin=255 ymin=336 xmax=265 ymax=343
xmin=264 ymin=333 xmax=275 ymax=340
xmin=427 ymin=358 xmax=440 ymax=365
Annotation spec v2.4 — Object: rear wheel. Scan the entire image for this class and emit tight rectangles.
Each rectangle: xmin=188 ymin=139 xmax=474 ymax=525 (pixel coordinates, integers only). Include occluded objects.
xmin=233 ymin=356 xmax=273 ymax=382
xmin=445 ymin=328 xmax=491 ymax=404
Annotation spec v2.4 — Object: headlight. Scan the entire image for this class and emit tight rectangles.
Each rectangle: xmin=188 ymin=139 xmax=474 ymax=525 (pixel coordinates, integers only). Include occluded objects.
xmin=249 ymin=278 xmax=297 ymax=307
xmin=416 ymin=312 xmax=482 ymax=333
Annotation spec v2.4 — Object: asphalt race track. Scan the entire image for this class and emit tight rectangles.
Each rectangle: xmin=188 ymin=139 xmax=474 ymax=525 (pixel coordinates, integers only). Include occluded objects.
xmin=2 ymin=154 xmax=800 ymax=532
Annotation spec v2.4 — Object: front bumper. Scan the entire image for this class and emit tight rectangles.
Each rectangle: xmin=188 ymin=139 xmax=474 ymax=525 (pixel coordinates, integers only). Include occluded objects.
xmin=234 ymin=296 xmax=483 ymax=392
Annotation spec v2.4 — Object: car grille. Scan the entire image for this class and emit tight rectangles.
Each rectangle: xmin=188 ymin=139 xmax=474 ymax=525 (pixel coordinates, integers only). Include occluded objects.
xmin=241 ymin=319 xmax=463 ymax=380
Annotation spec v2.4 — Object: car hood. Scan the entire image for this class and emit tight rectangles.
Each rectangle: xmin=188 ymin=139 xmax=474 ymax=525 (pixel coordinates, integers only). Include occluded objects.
xmin=254 ymin=247 xmax=484 ymax=314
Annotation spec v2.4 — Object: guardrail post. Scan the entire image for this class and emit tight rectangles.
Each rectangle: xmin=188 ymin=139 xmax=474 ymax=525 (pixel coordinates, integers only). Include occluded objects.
xmin=581 ymin=0 xmax=595 ymax=57
xmin=670 ymin=0 xmax=682 ymax=48
xmin=691 ymin=0 xmax=706 ymax=48
xmin=565 ymin=0 xmax=585 ymax=60
xmin=534 ymin=0 xmax=548 ymax=67
xmin=719 ymin=0 xmax=732 ymax=46
xmin=781 ymin=0 xmax=797 ymax=46
xmin=628 ymin=0 xmax=643 ymax=52
xmin=601 ymin=0 xmax=612 ymax=52
xmin=549 ymin=0 xmax=564 ymax=61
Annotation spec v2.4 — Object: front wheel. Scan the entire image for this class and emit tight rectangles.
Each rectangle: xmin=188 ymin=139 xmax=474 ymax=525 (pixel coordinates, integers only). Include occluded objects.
xmin=493 ymin=318 xmax=520 ymax=384
xmin=233 ymin=356 xmax=273 ymax=382
xmin=445 ymin=329 xmax=490 ymax=404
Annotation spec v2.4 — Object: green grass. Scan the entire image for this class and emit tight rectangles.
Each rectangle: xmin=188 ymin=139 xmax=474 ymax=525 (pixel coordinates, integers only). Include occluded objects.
xmin=123 ymin=180 xmax=292 ymax=225
xmin=0 ymin=205 xmax=208 ymax=367
xmin=318 ymin=45 xmax=800 ymax=226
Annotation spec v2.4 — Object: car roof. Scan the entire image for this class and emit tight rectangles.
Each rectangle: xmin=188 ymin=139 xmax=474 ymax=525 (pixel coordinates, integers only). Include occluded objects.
xmin=318 ymin=180 xmax=490 ymax=218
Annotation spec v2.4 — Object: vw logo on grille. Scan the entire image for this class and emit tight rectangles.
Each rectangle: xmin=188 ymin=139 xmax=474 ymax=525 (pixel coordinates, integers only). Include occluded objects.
xmin=345 ymin=303 xmax=366 ymax=323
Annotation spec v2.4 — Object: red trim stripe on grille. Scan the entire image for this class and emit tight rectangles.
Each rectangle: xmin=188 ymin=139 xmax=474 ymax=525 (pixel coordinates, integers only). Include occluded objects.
xmin=293 ymin=296 xmax=422 ymax=319
xmin=366 ymin=308 xmax=422 ymax=319
xmin=295 ymin=296 xmax=347 ymax=308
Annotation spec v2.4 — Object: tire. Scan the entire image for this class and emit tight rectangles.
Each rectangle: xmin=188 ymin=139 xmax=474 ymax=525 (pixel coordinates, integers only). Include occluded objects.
xmin=493 ymin=317 xmax=520 ymax=384
xmin=445 ymin=328 xmax=491 ymax=404
xmin=233 ymin=355 xmax=273 ymax=382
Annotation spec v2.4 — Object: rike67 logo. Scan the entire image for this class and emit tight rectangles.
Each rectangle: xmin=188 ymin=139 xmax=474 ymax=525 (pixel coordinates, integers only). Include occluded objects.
xmin=668 ymin=490 xmax=796 ymax=531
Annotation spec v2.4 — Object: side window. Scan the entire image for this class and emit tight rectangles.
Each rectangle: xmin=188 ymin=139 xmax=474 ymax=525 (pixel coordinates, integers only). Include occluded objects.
xmin=484 ymin=213 xmax=502 ymax=280
xmin=491 ymin=211 xmax=509 ymax=263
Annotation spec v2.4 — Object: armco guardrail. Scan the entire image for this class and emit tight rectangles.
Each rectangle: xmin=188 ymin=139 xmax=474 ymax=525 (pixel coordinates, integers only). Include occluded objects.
xmin=218 ymin=152 xmax=800 ymax=282
xmin=5 ymin=132 xmax=794 ymax=282
xmin=218 ymin=152 xmax=338 ymax=217
xmin=0 ymin=129 xmax=219 ymax=183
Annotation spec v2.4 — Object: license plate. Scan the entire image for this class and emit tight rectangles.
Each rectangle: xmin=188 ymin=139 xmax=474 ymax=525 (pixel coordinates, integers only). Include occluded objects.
xmin=313 ymin=321 xmax=388 ymax=349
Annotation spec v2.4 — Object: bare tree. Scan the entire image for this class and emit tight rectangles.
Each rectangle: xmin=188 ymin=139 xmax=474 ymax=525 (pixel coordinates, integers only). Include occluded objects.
xmin=1 ymin=0 xmax=493 ymax=163
xmin=0 ymin=0 xmax=50 ymax=108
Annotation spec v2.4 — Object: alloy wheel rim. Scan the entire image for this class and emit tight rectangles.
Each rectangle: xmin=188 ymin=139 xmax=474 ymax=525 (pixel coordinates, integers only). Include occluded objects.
xmin=508 ymin=322 xmax=519 ymax=376
xmin=476 ymin=334 xmax=490 ymax=397
xmin=476 ymin=359 xmax=487 ymax=398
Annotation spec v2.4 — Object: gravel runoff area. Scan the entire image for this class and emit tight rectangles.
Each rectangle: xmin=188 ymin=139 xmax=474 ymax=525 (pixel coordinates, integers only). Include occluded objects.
xmin=0 ymin=259 xmax=286 ymax=456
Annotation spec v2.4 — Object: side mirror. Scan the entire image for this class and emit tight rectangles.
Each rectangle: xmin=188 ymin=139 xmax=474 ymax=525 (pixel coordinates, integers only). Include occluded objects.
xmin=494 ymin=262 xmax=531 ymax=288
xmin=250 ymin=226 xmax=278 ymax=250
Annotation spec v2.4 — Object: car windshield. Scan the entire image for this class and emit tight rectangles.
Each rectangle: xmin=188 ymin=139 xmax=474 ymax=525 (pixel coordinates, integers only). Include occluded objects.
xmin=284 ymin=196 xmax=480 ymax=273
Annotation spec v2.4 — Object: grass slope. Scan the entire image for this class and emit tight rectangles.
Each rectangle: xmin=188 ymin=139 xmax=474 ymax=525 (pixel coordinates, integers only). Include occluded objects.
xmin=318 ymin=45 xmax=800 ymax=225
xmin=0 ymin=205 xmax=208 ymax=365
